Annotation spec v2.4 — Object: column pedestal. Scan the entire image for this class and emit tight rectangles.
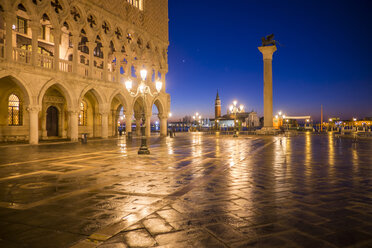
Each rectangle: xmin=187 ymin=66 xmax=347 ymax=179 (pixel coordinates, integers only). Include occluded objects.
xmin=258 ymin=45 xmax=277 ymax=130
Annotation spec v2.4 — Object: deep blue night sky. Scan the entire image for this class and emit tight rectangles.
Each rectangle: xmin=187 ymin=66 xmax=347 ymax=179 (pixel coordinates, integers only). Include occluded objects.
xmin=166 ymin=0 xmax=372 ymax=121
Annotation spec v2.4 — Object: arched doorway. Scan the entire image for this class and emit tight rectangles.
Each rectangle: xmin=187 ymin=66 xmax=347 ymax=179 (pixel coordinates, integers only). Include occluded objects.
xmin=46 ymin=106 xmax=59 ymax=136
xmin=79 ymin=89 xmax=101 ymax=137
xmin=40 ymin=84 xmax=70 ymax=139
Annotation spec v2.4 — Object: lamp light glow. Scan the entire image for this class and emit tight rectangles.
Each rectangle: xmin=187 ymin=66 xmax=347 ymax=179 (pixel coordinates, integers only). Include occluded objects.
xmin=140 ymin=69 xmax=147 ymax=81
xmin=233 ymin=100 xmax=237 ymax=106
xmin=155 ymin=81 xmax=162 ymax=92
xmin=125 ymin=80 xmax=132 ymax=91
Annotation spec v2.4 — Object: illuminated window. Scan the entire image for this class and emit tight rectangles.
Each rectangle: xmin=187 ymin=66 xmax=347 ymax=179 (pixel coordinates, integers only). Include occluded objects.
xmin=8 ymin=94 xmax=22 ymax=126
xmin=39 ymin=25 xmax=46 ymax=40
xmin=126 ymin=0 xmax=143 ymax=10
xmin=16 ymin=16 xmax=28 ymax=34
xmin=78 ymin=101 xmax=87 ymax=126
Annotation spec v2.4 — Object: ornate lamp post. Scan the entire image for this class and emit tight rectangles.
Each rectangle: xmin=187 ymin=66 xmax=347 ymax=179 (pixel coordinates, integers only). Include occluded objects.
xmin=125 ymin=69 xmax=162 ymax=155
xmin=229 ymin=100 xmax=244 ymax=137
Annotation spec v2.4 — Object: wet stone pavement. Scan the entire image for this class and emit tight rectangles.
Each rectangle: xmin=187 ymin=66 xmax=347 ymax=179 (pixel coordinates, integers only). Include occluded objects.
xmin=0 ymin=133 xmax=371 ymax=248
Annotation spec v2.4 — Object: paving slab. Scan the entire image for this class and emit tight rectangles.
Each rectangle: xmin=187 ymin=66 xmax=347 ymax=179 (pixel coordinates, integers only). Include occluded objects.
xmin=0 ymin=133 xmax=370 ymax=247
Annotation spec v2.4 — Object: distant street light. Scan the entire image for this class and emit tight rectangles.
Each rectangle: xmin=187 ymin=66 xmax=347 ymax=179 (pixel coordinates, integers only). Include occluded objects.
xmin=229 ymin=100 xmax=244 ymax=137
xmin=193 ymin=112 xmax=202 ymax=131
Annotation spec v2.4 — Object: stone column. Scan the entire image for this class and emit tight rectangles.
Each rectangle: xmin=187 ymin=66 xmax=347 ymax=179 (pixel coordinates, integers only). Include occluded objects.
xmin=145 ymin=114 xmax=151 ymax=137
xmin=160 ymin=115 xmax=167 ymax=137
xmin=41 ymin=110 xmax=48 ymax=139
xmin=258 ymin=45 xmax=277 ymax=128
xmin=30 ymin=22 xmax=39 ymax=66
xmin=61 ymin=110 xmax=67 ymax=138
xmin=115 ymin=52 xmax=121 ymax=83
xmin=125 ymin=111 xmax=133 ymax=134
xmin=103 ymin=46 xmax=109 ymax=81
xmin=72 ymin=32 xmax=79 ymax=73
xmin=53 ymin=31 xmax=61 ymax=71
xmin=87 ymin=41 xmax=95 ymax=78
xmin=135 ymin=115 xmax=141 ymax=136
xmin=27 ymin=106 xmax=40 ymax=144
xmin=4 ymin=13 xmax=15 ymax=62
xmin=68 ymin=110 xmax=79 ymax=142
xmin=101 ymin=112 xmax=109 ymax=138
xmin=160 ymin=70 xmax=166 ymax=93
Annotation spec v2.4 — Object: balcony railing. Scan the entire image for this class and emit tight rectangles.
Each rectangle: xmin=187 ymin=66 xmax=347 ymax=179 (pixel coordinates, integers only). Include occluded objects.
xmin=107 ymin=71 xmax=115 ymax=82
xmin=6 ymin=46 xmax=121 ymax=83
xmin=38 ymin=54 xmax=54 ymax=69
xmin=13 ymin=47 xmax=31 ymax=64
xmin=0 ymin=43 xmax=4 ymax=60
xmin=78 ymin=64 xmax=89 ymax=77
xmin=59 ymin=59 xmax=73 ymax=73
xmin=93 ymin=67 xmax=104 ymax=80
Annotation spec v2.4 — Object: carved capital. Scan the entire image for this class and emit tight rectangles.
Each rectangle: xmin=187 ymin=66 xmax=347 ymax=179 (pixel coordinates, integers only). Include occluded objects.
xmin=158 ymin=113 xmax=169 ymax=120
xmin=68 ymin=110 xmax=79 ymax=115
xmin=258 ymin=45 xmax=277 ymax=60
xmin=100 ymin=112 xmax=109 ymax=117
xmin=26 ymin=105 xmax=41 ymax=113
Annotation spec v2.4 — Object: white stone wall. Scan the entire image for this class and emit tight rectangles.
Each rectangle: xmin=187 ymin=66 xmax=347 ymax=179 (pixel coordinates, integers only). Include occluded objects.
xmin=0 ymin=0 xmax=170 ymax=143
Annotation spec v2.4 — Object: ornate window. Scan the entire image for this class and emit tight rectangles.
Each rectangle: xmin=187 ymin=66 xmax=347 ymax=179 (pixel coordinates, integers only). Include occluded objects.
xmin=8 ymin=94 xmax=22 ymax=126
xmin=16 ymin=16 xmax=28 ymax=34
xmin=126 ymin=0 xmax=143 ymax=10
xmin=78 ymin=101 xmax=87 ymax=126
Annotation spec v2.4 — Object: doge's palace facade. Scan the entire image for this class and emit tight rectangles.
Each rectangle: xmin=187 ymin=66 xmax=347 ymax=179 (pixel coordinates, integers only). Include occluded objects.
xmin=0 ymin=0 xmax=170 ymax=144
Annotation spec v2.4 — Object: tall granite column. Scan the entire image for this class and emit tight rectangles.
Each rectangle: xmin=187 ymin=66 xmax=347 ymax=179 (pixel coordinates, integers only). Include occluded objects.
xmin=258 ymin=45 xmax=277 ymax=128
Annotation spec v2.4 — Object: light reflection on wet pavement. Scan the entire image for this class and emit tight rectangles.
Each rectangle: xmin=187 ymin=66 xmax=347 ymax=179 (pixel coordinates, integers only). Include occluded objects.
xmin=0 ymin=133 xmax=371 ymax=247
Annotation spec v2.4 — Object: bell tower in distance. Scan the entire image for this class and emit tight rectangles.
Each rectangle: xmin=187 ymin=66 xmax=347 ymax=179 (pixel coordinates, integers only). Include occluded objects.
xmin=215 ymin=90 xmax=221 ymax=119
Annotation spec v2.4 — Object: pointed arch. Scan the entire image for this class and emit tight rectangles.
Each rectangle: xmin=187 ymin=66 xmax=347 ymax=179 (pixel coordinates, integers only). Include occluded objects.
xmin=0 ymin=71 xmax=32 ymax=105
xmin=12 ymin=0 xmax=37 ymax=16
xmin=108 ymin=89 xmax=129 ymax=111
xmin=38 ymin=79 xmax=74 ymax=109
xmin=38 ymin=11 xmax=59 ymax=29
xmin=78 ymin=85 xmax=105 ymax=107
xmin=151 ymin=97 xmax=165 ymax=116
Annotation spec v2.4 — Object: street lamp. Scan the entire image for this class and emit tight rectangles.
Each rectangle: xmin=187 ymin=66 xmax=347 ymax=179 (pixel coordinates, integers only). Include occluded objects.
xmin=229 ymin=100 xmax=244 ymax=137
xmin=124 ymin=68 xmax=162 ymax=155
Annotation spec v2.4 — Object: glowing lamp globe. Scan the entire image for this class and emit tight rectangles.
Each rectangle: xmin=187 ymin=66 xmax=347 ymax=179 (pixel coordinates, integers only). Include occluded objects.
xmin=156 ymin=81 xmax=162 ymax=92
xmin=140 ymin=69 xmax=147 ymax=81
xmin=125 ymin=80 xmax=132 ymax=91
